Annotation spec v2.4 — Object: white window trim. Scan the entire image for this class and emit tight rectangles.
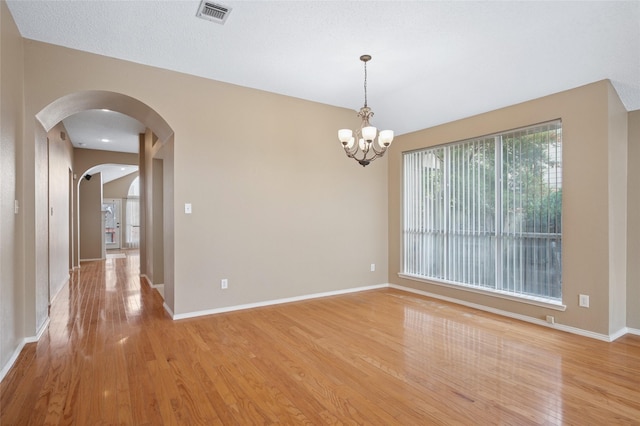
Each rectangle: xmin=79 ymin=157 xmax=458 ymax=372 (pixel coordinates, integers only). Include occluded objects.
xmin=398 ymin=272 xmax=567 ymax=311
xmin=401 ymin=120 xmax=563 ymax=304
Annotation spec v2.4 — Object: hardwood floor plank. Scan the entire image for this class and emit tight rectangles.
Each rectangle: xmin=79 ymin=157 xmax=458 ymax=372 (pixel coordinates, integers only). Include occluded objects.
xmin=2 ymin=250 xmax=640 ymax=424
xmin=146 ymin=359 xmax=180 ymax=426
xmin=126 ymin=352 xmax=165 ymax=426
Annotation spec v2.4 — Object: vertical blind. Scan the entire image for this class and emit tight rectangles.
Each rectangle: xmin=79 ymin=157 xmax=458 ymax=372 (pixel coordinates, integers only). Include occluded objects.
xmin=403 ymin=120 xmax=562 ymax=301
xmin=124 ymin=177 xmax=140 ymax=249
xmin=124 ymin=197 xmax=140 ymax=249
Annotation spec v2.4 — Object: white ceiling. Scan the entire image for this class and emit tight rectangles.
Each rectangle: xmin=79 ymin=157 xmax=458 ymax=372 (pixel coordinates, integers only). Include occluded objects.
xmin=87 ymin=164 xmax=139 ymax=185
xmin=7 ymin=0 xmax=640 ymax=140
xmin=63 ymin=109 xmax=145 ymax=154
xmin=63 ymin=109 xmax=144 ymax=182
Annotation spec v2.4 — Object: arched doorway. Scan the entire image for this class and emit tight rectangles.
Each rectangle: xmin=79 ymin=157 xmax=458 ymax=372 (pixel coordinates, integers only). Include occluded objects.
xmin=31 ymin=90 xmax=174 ymax=333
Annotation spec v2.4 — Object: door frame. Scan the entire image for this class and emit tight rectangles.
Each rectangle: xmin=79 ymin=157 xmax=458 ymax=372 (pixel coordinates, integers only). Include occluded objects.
xmin=103 ymin=198 xmax=122 ymax=250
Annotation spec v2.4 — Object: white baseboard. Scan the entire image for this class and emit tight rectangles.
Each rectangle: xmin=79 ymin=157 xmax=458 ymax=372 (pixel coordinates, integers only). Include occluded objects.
xmin=389 ymin=284 xmax=627 ymax=342
xmin=166 ymin=282 xmax=638 ymax=342
xmin=551 ymin=323 xmax=617 ymax=342
xmin=33 ymin=318 xmax=50 ymax=342
xmin=0 ymin=340 xmax=27 ymax=382
xmin=171 ymin=284 xmax=388 ymax=320
xmin=80 ymin=257 xmax=103 ymax=262
xmin=49 ymin=276 xmax=70 ymax=305
xmin=141 ymin=274 xmax=163 ymax=288
xmin=163 ymin=301 xmax=175 ymax=318
xmin=0 ymin=318 xmax=49 ymax=382
xmin=154 ymin=284 xmax=165 ymax=299
xmin=140 ymin=275 xmax=164 ymax=298
xmin=140 ymin=274 xmax=152 ymax=286
xmin=24 ymin=318 xmax=50 ymax=345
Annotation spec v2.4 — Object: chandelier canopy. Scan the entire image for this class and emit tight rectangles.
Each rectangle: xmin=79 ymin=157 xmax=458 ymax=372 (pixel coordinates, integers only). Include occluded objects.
xmin=338 ymin=55 xmax=394 ymax=167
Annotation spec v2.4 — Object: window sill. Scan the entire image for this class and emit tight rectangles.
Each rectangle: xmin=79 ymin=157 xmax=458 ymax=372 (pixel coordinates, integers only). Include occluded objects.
xmin=397 ymin=273 xmax=567 ymax=312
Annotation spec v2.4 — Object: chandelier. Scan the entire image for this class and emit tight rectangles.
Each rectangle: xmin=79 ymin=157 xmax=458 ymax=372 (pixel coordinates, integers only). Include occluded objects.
xmin=338 ymin=54 xmax=394 ymax=167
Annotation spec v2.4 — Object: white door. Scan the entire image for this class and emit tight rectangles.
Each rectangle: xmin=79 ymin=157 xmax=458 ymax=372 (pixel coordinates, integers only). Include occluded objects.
xmin=103 ymin=198 xmax=122 ymax=250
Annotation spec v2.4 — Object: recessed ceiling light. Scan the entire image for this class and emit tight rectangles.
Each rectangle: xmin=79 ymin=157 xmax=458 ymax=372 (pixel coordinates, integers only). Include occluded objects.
xmin=101 ymin=109 xmax=110 ymax=112
xmin=120 ymin=167 xmax=126 ymax=171
xmin=79 ymin=143 xmax=86 ymax=146
xmin=101 ymin=138 xmax=110 ymax=143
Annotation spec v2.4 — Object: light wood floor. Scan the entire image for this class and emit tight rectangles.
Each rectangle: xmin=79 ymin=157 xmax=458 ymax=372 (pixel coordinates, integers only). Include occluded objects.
xmin=2 ymin=253 xmax=640 ymax=425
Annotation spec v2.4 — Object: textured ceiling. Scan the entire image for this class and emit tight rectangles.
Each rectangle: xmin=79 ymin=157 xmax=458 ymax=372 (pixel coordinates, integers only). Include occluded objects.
xmin=7 ymin=0 xmax=640 ymax=139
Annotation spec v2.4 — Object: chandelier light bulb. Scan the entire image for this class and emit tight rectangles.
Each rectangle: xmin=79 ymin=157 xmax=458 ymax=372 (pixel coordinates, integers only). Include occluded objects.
xmin=338 ymin=129 xmax=353 ymax=144
xmin=378 ymin=130 xmax=394 ymax=147
xmin=362 ymin=126 xmax=377 ymax=142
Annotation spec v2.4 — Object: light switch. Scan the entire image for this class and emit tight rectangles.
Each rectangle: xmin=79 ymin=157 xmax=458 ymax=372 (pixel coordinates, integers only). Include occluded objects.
xmin=579 ymin=294 xmax=590 ymax=308
xmin=185 ymin=203 xmax=192 ymax=214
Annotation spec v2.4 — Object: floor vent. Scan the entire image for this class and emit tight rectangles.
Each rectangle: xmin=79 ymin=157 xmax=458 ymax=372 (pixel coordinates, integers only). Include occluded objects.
xmin=196 ymin=1 xmax=232 ymax=25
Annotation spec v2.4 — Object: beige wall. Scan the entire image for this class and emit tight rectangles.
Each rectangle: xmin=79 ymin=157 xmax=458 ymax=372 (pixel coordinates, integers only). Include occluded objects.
xmin=103 ymin=171 xmax=138 ymax=199
xmin=47 ymin=122 xmax=74 ymax=302
xmin=152 ymin=158 xmax=164 ymax=285
xmin=607 ymin=84 xmax=628 ymax=334
xmin=0 ymin=0 xmax=25 ymax=375
xmin=73 ymin=148 xmax=139 ymax=179
xmin=22 ymin=40 xmax=388 ymax=318
xmin=628 ymin=110 xmax=640 ymax=329
xmin=79 ymin=172 xmax=103 ymax=260
xmin=156 ymin=138 xmax=175 ymax=309
xmin=389 ymin=80 xmax=628 ymax=336
xmin=143 ymin=129 xmax=154 ymax=283
xmin=138 ymin=134 xmax=147 ymax=278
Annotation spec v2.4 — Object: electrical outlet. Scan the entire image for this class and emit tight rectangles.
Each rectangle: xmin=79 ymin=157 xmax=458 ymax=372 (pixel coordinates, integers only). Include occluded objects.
xmin=370 ymin=263 xmax=376 ymax=272
xmin=546 ymin=315 xmax=555 ymax=324
xmin=221 ymin=279 xmax=228 ymax=289
xmin=579 ymin=294 xmax=590 ymax=308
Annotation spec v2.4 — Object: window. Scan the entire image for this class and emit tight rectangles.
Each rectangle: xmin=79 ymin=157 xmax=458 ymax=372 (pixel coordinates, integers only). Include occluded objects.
xmin=128 ymin=176 xmax=140 ymax=197
xmin=125 ymin=177 xmax=140 ymax=249
xmin=402 ymin=121 xmax=562 ymax=303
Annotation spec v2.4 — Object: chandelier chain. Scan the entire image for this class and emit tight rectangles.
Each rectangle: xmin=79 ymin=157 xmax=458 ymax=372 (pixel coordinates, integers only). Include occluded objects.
xmin=363 ymin=60 xmax=368 ymax=108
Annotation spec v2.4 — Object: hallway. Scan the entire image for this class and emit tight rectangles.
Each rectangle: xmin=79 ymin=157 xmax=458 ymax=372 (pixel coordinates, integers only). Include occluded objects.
xmin=0 ymin=251 xmax=169 ymax=424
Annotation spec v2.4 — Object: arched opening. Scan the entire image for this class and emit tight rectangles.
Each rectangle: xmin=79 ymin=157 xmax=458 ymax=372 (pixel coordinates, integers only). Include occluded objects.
xmin=31 ymin=90 xmax=175 ymax=330
xmin=128 ymin=176 xmax=140 ymax=196
xmin=76 ymin=163 xmax=139 ymax=259
xmin=125 ymin=176 xmax=141 ymax=250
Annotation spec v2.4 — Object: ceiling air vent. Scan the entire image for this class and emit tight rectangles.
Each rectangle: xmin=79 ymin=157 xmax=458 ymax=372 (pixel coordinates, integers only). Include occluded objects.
xmin=196 ymin=1 xmax=232 ymax=25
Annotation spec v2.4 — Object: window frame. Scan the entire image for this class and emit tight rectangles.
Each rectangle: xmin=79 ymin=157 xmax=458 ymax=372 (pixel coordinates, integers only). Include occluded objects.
xmin=399 ymin=120 xmax=566 ymax=311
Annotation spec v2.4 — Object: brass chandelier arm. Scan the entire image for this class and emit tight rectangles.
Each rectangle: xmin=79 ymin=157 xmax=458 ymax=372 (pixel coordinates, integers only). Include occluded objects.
xmin=368 ymin=141 xmax=387 ymax=156
xmin=358 ymin=106 xmax=374 ymax=128
xmin=342 ymin=142 xmax=388 ymax=167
